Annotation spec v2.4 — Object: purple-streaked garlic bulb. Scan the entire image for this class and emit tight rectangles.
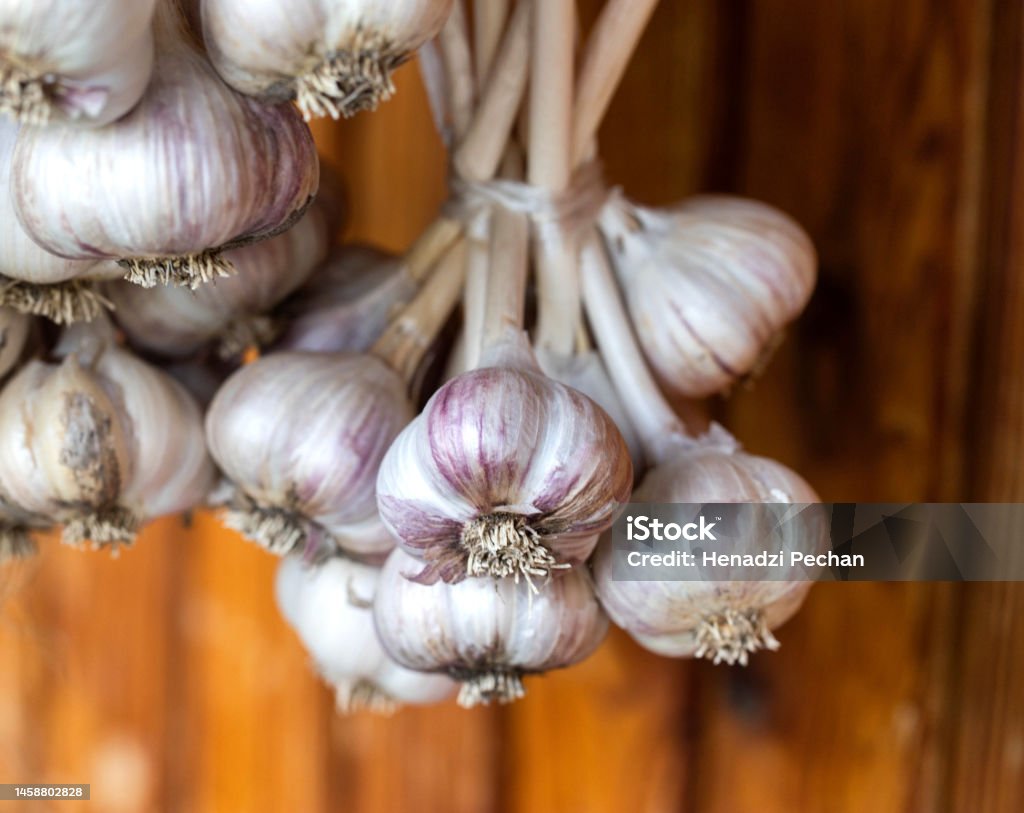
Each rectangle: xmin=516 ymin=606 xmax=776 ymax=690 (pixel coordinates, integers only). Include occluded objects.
xmin=0 ymin=323 xmax=216 ymax=548
xmin=11 ymin=0 xmax=319 ymax=290
xmin=206 ymin=351 xmax=413 ymax=560
xmin=276 ymin=244 xmax=416 ymax=355
xmin=0 ymin=307 xmax=31 ymax=380
xmin=376 ymin=329 xmax=633 ymax=585
xmin=0 ymin=121 xmax=122 ymax=323
xmin=108 ymin=197 xmax=335 ymax=360
xmin=0 ymin=0 xmax=156 ymax=126
xmin=593 ymin=426 xmax=825 ymax=665
xmin=599 ymin=193 xmax=816 ymax=397
xmin=201 ymin=0 xmax=453 ymax=120
xmin=276 ymin=554 xmax=455 ymax=712
xmin=374 ymin=548 xmax=609 ymax=706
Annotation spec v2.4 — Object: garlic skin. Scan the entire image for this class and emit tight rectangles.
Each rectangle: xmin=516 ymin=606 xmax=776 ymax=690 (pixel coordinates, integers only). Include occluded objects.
xmin=108 ymin=198 xmax=335 ymax=360
xmin=0 ymin=325 xmax=216 ymax=548
xmin=376 ymin=330 xmax=633 ymax=585
xmin=0 ymin=0 xmax=156 ymax=126
xmin=600 ymin=194 xmax=816 ymax=398
xmin=276 ymin=554 xmax=454 ymax=712
xmin=202 ymin=0 xmax=453 ymax=119
xmin=0 ymin=307 xmax=31 ymax=380
xmin=276 ymin=245 xmax=415 ymax=354
xmin=374 ymin=549 xmax=609 ymax=707
xmin=206 ymin=351 xmax=413 ymax=560
xmin=593 ymin=425 xmax=825 ymax=665
xmin=11 ymin=1 xmax=319 ymax=290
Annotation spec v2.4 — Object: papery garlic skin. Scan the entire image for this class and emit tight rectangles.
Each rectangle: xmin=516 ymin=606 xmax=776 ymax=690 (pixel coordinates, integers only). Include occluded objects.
xmin=206 ymin=351 xmax=413 ymax=559
xmin=108 ymin=198 xmax=334 ymax=359
xmin=276 ymin=245 xmax=415 ymax=354
xmin=376 ymin=330 xmax=633 ymax=584
xmin=11 ymin=1 xmax=319 ymax=290
xmin=0 ymin=0 xmax=156 ymax=126
xmin=593 ymin=426 xmax=825 ymax=665
xmin=276 ymin=555 xmax=454 ymax=712
xmin=202 ymin=0 xmax=453 ymax=119
xmin=0 ymin=307 xmax=31 ymax=380
xmin=374 ymin=549 xmax=609 ymax=707
xmin=601 ymin=195 xmax=816 ymax=398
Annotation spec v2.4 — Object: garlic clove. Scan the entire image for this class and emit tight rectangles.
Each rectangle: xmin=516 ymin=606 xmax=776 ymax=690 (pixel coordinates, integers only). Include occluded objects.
xmin=593 ymin=424 xmax=826 ymax=665
xmin=373 ymin=548 xmax=610 ymax=707
xmin=0 ymin=0 xmax=157 ymax=126
xmin=201 ymin=0 xmax=454 ymax=120
xmin=600 ymin=194 xmax=817 ymax=397
xmin=11 ymin=0 xmax=320 ymax=290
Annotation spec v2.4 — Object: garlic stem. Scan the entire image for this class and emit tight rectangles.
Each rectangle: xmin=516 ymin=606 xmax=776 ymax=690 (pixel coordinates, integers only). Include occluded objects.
xmin=580 ymin=231 xmax=689 ymax=464
xmin=403 ymin=217 xmax=464 ymax=282
xmin=528 ymin=0 xmax=580 ymax=357
xmin=372 ymin=237 xmax=468 ymax=384
xmin=480 ymin=207 xmax=529 ymax=353
xmin=457 ymin=211 xmax=492 ymax=373
xmin=439 ymin=0 xmax=475 ymax=139
xmin=418 ymin=40 xmax=453 ymax=143
xmin=473 ymin=0 xmax=511 ymax=85
xmin=453 ymin=0 xmax=532 ymax=182
xmin=571 ymin=0 xmax=659 ymax=166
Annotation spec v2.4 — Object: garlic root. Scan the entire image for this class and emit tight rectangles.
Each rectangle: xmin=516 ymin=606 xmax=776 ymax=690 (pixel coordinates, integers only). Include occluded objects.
xmin=216 ymin=315 xmax=282 ymax=361
xmin=694 ymin=608 xmax=782 ymax=667
xmin=461 ymin=513 xmax=569 ymax=586
xmin=294 ymin=30 xmax=405 ymax=121
xmin=333 ymin=679 xmax=399 ymax=715
xmin=0 ymin=524 xmax=36 ymax=562
xmin=454 ymin=670 xmax=525 ymax=708
xmin=119 ymin=252 xmax=234 ymax=289
xmin=0 ymin=277 xmax=113 ymax=325
xmin=223 ymin=494 xmax=307 ymax=556
xmin=62 ymin=505 xmax=140 ymax=552
xmin=0 ymin=64 xmax=49 ymax=126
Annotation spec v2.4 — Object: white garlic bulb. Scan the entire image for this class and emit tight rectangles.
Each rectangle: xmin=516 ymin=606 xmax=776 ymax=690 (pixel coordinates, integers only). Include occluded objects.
xmin=376 ymin=329 xmax=633 ymax=585
xmin=0 ymin=323 xmax=216 ymax=548
xmin=206 ymin=351 xmax=413 ymax=560
xmin=276 ymin=244 xmax=416 ymax=354
xmin=201 ymin=0 xmax=453 ymax=119
xmin=0 ymin=120 xmax=121 ymax=323
xmin=374 ymin=548 xmax=610 ymax=707
xmin=0 ymin=306 xmax=31 ymax=380
xmin=600 ymin=194 xmax=816 ymax=397
xmin=11 ymin=0 xmax=319 ymax=289
xmin=108 ymin=197 xmax=335 ymax=360
xmin=276 ymin=554 xmax=454 ymax=712
xmin=593 ymin=425 xmax=825 ymax=665
xmin=0 ymin=0 xmax=156 ymax=126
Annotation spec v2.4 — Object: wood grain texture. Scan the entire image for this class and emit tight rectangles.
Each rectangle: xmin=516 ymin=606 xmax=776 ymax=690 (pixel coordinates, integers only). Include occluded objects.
xmin=2 ymin=2 xmax=1023 ymax=811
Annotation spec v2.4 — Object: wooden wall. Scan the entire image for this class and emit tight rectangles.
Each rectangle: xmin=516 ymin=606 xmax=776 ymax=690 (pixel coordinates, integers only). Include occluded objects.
xmin=2 ymin=1 xmax=1023 ymax=810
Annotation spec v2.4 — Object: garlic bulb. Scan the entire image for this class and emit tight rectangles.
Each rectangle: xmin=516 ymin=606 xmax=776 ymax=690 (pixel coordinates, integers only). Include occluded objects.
xmin=0 ymin=0 xmax=156 ymax=126
xmin=11 ymin=0 xmax=319 ymax=289
xmin=108 ymin=197 xmax=334 ymax=360
xmin=376 ymin=328 xmax=633 ymax=585
xmin=276 ymin=245 xmax=416 ymax=354
xmin=201 ymin=0 xmax=454 ymax=120
xmin=206 ymin=351 xmax=413 ymax=560
xmin=1 ymin=120 xmax=121 ymax=323
xmin=599 ymin=194 xmax=816 ymax=397
xmin=0 ymin=306 xmax=31 ymax=380
xmin=0 ymin=323 xmax=216 ymax=548
xmin=276 ymin=554 xmax=454 ymax=712
xmin=374 ymin=548 xmax=609 ymax=706
xmin=593 ymin=425 xmax=825 ymax=665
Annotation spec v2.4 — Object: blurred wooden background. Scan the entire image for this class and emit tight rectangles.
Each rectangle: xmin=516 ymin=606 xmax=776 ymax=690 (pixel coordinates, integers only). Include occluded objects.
xmin=2 ymin=0 xmax=1024 ymax=810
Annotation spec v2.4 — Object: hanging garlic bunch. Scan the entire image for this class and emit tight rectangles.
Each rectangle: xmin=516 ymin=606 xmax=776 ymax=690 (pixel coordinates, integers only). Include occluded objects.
xmin=11 ymin=0 xmax=319 ymax=289
xmin=581 ymin=234 xmax=824 ymax=665
xmin=206 ymin=351 xmax=413 ymax=560
xmin=107 ymin=195 xmax=335 ymax=360
xmin=0 ymin=121 xmax=121 ymax=323
xmin=374 ymin=548 xmax=609 ymax=706
xmin=0 ymin=307 xmax=31 ymax=380
xmin=0 ymin=0 xmax=156 ymax=126
xmin=276 ymin=554 xmax=454 ymax=712
xmin=0 ymin=322 xmax=216 ymax=548
xmin=376 ymin=210 xmax=633 ymax=586
xmin=599 ymin=193 xmax=817 ymax=397
xmin=201 ymin=0 xmax=453 ymax=120
xmin=276 ymin=245 xmax=416 ymax=355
